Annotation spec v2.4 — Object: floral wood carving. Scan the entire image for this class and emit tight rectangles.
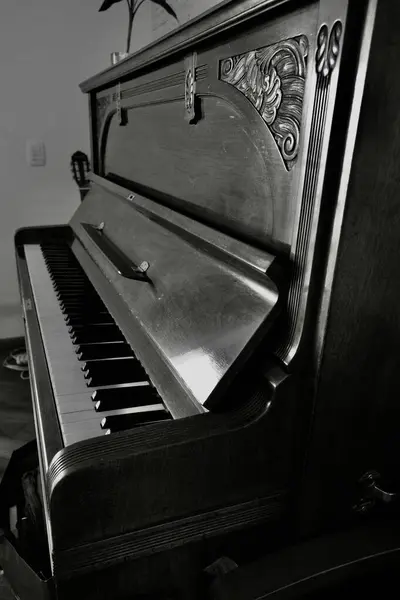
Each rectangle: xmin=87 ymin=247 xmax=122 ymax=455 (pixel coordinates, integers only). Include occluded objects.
xmin=220 ymin=35 xmax=308 ymax=170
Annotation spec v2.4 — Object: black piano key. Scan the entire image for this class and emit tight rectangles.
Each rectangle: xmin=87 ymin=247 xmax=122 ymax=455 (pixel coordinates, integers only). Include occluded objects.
xmin=47 ymin=266 xmax=83 ymax=273
xmin=100 ymin=409 xmax=170 ymax=431
xmin=66 ymin=314 xmax=112 ymax=327
xmin=52 ymin=277 xmax=85 ymax=284
xmin=58 ymin=295 xmax=102 ymax=304
xmin=76 ymin=342 xmax=133 ymax=361
xmin=55 ymin=283 xmax=93 ymax=289
xmin=61 ymin=302 xmax=104 ymax=311
xmin=80 ymin=356 xmax=133 ymax=371
xmin=59 ymin=297 xmax=101 ymax=306
xmin=71 ymin=325 xmax=124 ymax=345
xmin=50 ymin=272 xmax=85 ymax=278
xmin=68 ymin=321 xmax=115 ymax=333
xmin=65 ymin=312 xmax=109 ymax=323
xmin=66 ymin=308 xmax=108 ymax=316
xmin=92 ymin=386 xmax=158 ymax=411
xmin=58 ymin=294 xmax=99 ymax=303
xmin=49 ymin=269 xmax=84 ymax=275
xmin=84 ymin=359 xmax=147 ymax=387
xmin=60 ymin=300 xmax=101 ymax=310
xmin=53 ymin=278 xmax=92 ymax=285
xmin=61 ymin=303 xmax=105 ymax=314
xmin=55 ymin=287 xmax=92 ymax=295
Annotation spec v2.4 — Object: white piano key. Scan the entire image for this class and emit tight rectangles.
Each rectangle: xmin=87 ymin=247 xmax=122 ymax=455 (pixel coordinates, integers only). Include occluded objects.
xmin=55 ymin=382 xmax=151 ymax=414
xmin=60 ymin=404 xmax=165 ymax=424
xmin=63 ymin=430 xmax=104 ymax=446
xmin=24 ymin=245 xmax=156 ymax=447
xmin=25 ymin=247 xmax=93 ymax=396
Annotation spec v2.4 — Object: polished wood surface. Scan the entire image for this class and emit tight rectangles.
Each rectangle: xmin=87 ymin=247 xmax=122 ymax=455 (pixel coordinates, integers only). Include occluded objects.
xmin=300 ymin=0 xmax=400 ymax=533
xmin=105 ymin=97 xmax=284 ymax=248
xmin=93 ymin=1 xmax=316 ymax=254
xmin=71 ymin=184 xmax=279 ymax=412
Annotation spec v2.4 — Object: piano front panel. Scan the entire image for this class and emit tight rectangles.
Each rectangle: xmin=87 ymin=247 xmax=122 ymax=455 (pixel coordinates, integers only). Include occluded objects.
xmin=93 ymin=1 xmax=319 ymax=254
xmin=87 ymin=0 xmax=354 ymax=367
xmin=104 ymin=97 xmax=277 ymax=246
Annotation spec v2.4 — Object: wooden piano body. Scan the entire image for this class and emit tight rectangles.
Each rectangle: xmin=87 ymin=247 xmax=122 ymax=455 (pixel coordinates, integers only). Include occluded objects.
xmin=2 ymin=0 xmax=400 ymax=598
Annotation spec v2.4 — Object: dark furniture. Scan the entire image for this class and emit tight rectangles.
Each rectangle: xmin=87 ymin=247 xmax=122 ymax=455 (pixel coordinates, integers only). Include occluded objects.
xmin=1 ymin=0 xmax=400 ymax=598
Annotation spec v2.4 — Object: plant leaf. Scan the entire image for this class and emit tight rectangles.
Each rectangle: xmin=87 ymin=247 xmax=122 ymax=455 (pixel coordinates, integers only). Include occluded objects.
xmin=150 ymin=0 xmax=178 ymax=21
xmin=99 ymin=0 xmax=124 ymax=12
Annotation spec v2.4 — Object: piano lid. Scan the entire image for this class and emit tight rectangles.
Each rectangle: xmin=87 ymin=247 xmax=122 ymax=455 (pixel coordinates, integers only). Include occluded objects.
xmin=70 ymin=179 xmax=279 ymax=411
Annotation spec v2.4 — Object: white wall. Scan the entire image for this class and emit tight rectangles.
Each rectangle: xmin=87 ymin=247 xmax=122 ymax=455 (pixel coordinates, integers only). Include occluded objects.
xmin=0 ymin=0 xmax=152 ymax=338
xmin=151 ymin=0 xmax=222 ymax=39
xmin=0 ymin=0 xmax=220 ymax=339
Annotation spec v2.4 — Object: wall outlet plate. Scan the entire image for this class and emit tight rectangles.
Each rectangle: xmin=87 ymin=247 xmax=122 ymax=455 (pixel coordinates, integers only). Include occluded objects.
xmin=26 ymin=140 xmax=46 ymax=167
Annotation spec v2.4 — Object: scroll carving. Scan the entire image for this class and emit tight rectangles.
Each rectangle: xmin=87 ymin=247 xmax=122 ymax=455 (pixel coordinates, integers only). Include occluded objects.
xmin=220 ymin=35 xmax=308 ymax=170
xmin=316 ymin=21 xmax=342 ymax=78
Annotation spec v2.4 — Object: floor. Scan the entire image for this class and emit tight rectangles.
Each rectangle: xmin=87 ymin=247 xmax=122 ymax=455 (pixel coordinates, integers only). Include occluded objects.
xmin=0 ymin=337 xmax=35 ymax=599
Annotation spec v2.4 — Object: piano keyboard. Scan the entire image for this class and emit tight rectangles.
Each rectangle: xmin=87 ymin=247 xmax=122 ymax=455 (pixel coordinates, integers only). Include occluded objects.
xmin=24 ymin=243 xmax=171 ymax=446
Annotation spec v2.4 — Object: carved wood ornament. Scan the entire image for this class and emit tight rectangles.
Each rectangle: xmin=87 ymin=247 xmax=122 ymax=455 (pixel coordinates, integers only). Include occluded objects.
xmin=220 ymin=35 xmax=308 ymax=170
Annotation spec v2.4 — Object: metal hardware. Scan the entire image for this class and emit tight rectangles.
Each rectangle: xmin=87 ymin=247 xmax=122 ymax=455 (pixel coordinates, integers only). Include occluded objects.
xmin=360 ymin=470 xmax=399 ymax=503
xmin=24 ymin=299 xmax=32 ymax=312
xmin=354 ymin=470 xmax=399 ymax=514
xmin=82 ymin=223 xmax=150 ymax=282
xmin=111 ymin=52 xmax=128 ymax=66
xmin=137 ymin=261 xmax=149 ymax=273
xmin=127 ymin=193 xmax=135 ymax=202
xmin=184 ymin=52 xmax=197 ymax=123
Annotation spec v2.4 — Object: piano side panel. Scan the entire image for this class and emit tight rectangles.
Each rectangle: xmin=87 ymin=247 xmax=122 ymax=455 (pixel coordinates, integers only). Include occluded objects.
xmin=299 ymin=0 xmax=400 ymax=532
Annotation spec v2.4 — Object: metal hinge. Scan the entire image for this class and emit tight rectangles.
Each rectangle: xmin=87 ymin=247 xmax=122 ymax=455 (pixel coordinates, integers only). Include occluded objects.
xmin=354 ymin=470 xmax=399 ymax=514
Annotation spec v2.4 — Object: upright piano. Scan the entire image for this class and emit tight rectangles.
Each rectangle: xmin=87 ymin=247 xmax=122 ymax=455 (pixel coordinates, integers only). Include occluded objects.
xmin=2 ymin=0 xmax=400 ymax=598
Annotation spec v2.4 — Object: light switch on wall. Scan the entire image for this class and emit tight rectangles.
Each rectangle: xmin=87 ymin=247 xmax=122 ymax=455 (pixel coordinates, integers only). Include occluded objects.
xmin=26 ymin=140 xmax=46 ymax=167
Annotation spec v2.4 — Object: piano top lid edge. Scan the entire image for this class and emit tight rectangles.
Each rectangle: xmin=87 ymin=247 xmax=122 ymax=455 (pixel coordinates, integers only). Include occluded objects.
xmin=79 ymin=0 xmax=294 ymax=94
xmin=88 ymin=173 xmax=277 ymax=278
